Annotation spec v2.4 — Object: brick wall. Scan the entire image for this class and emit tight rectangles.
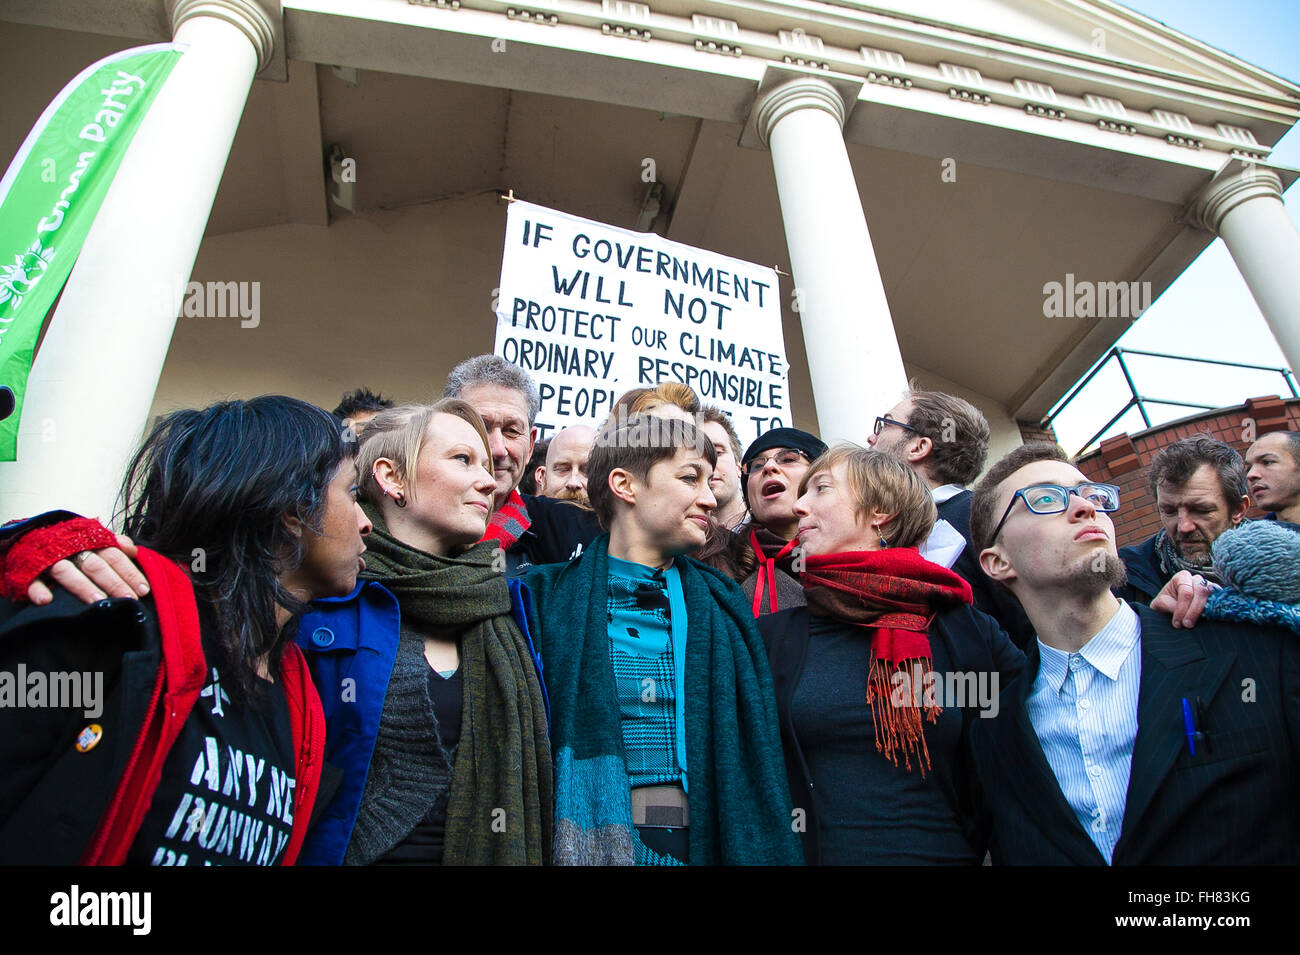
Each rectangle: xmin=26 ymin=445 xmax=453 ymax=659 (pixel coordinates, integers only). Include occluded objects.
xmin=1075 ymin=395 xmax=1300 ymax=548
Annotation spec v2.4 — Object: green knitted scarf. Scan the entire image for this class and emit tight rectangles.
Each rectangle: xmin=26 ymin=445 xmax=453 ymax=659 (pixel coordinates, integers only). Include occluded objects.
xmin=360 ymin=512 xmax=553 ymax=865
xmin=523 ymin=534 xmax=803 ymax=866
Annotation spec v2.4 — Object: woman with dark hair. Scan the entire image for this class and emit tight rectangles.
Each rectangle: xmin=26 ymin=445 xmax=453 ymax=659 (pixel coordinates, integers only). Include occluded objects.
xmin=296 ymin=399 xmax=553 ymax=866
xmin=0 ymin=396 xmax=370 ymax=865
xmin=758 ymin=445 xmax=1023 ymax=865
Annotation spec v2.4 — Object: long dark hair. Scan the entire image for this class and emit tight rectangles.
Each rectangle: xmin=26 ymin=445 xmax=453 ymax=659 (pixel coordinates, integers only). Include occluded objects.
xmin=118 ymin=396 xmax=354 ymax=702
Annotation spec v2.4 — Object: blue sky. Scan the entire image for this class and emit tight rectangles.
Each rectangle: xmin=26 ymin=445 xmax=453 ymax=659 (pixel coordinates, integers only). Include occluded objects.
xmin=1049 ymin=0 xmax=1300 ymax=455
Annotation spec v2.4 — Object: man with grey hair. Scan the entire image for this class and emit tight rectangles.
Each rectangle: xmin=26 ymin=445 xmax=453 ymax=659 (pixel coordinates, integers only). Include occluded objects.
xmin=1118 ymin=434 xmax=1250 ymax=605
xmin=443 ymin=354 xmax=600 ymax=575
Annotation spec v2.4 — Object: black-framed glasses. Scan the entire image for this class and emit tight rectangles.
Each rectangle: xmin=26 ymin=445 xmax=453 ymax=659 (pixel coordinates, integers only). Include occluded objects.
xmin=988 ymin=482 xmax=1121 ymax=544
xmin=874 ymin=416 xmax=918 ymax=436
xmin=743 ymin=448 xmax=810 ymax=476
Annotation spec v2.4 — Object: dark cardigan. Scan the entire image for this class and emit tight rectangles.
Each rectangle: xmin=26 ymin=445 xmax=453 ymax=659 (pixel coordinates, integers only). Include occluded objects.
xmin=759 ymin=603 xmax=1024 ymax=865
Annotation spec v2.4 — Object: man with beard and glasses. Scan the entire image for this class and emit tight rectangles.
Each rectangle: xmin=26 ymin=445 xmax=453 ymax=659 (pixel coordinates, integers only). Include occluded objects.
xmin=1118 ymin=436 xmax=1250 ymax=604
xmin=965 ymin=442 xmax=1299 ymax=865
xmin=534 ymin=425 xmax=595 ymax=505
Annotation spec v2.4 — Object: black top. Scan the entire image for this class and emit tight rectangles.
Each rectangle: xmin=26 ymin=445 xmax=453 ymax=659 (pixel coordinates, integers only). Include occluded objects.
xmin=375 ymin=664 xmax=464 ymax=865
xmin=506 ymin=493 xmax=603 ymax=576
xmin=126 ymin=666 xmax=296 ymax=867
xmin=760 ymin=603 xmax=1024 ymax=865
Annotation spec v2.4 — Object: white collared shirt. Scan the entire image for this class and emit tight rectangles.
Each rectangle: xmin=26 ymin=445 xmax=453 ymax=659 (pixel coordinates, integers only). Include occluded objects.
xmin=918 ymin=485 xmax=968 ymax=569
xmin=1025 ymin=601 xmax=1142 ymax=864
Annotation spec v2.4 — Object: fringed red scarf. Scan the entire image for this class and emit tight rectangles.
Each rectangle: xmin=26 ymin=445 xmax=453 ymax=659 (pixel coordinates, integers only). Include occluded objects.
xmin=801 ymin=549 xmax=972 ymax=776
xmin=480 ymin=488 xmax=531 ymax=551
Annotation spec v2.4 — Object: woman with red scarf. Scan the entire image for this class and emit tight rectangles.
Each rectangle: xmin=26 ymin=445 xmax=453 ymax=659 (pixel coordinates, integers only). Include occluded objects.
xmin=758 ymin=445 xmax=1024 ymax=865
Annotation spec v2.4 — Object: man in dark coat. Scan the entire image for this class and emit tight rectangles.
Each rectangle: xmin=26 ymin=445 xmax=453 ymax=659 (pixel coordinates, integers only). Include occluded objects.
xmin=965 ymin=442 xmax=1299 ymax=865
xmin=1117 ymin=435 xmax=1249 ymax=604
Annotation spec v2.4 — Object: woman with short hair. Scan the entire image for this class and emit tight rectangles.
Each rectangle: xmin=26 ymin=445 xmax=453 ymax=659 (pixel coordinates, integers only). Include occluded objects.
xmin=0 ymin=396 xmax=370 ymax=865
xmin=297 ymin=398 xmax=553 ymax=865
xmin=758 ymin=445 xmax=1023 ymax=865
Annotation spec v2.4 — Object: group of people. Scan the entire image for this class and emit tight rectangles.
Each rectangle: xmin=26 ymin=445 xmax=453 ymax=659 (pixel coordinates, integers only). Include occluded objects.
xmin=2 ymin=352 xmax=1298 ymax=866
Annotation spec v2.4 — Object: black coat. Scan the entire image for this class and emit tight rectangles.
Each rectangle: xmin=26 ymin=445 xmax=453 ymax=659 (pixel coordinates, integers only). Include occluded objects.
xmin=1116 ymin=534 xmax=1164 ymax=606
xmin=0 ymin=589 xmax=161 ymax=863
xmin=505 ymin=493 xmax=603 ymax=576
xmin=968 ymin=603 xmax=1300 ymax=864
xmin=759 ymin=603 xmax=1024 ymax=864
xmin=937 ymin=492 xmax=1036 ymax=649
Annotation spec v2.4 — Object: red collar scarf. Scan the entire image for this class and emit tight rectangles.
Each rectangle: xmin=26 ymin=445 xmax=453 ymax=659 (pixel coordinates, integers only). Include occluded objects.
xmin=480 ymin=488 xmax=531 ymax=551
xmin=749 ymin=528 xmax=799 ymax=616
xmin=800 ymin=549 xmax=972 ymax=775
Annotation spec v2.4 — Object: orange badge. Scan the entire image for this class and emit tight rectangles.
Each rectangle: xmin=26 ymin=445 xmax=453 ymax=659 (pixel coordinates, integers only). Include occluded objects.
xmin=75 ymin=723 xmax=103 ymax=753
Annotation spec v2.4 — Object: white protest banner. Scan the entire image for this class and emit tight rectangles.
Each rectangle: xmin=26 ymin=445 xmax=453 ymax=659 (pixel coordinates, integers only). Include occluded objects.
xmin=494 ymin=200 xmax=789 ymax=442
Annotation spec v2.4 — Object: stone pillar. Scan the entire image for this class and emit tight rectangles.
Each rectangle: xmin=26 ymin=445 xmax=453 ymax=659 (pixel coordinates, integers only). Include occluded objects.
xmin=0 ymin=0 xmax=275 ymax=520
xmin=754 ymin=75 xmax=909 ymax=445
xmin=1189 ymin=166 xmax=1300 ymax=378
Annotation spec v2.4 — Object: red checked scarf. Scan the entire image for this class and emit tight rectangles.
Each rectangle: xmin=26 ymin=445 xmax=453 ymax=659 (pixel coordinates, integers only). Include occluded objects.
xmin=801 ymin=549 xmax=972 ymax=775
xmin=480 ymin=488 xmax=531 ymax=551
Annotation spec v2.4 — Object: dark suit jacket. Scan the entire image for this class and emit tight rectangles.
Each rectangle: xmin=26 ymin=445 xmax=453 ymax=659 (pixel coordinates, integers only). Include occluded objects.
xmin=968 ymin=603 xmax=1300 ymax=864
xmin=938 ymin=491 xmax=1036 ymax=649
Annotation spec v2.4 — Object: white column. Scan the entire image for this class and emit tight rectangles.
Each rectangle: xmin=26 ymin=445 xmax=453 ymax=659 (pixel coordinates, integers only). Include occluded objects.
xmin=1190 ymin=167 xmax=1300 ymax=377
xmin=0 ymin=0 xmax=275 ymax=521
xmin=755 ymin=76 xmax=909 ymax=446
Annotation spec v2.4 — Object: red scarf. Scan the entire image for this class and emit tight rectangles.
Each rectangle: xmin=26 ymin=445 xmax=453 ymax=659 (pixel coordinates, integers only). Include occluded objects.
xmin=801 ymin=549 xmax=972 ymax=776
xmin=480 ymin=488 xmax=531 ymax=551
xmin=748 ymin=528 xmax=799 ymax=616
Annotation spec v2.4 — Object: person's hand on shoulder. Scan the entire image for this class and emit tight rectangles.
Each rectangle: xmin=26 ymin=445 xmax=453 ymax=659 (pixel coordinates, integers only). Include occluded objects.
xmin=1150 ymin=570 xmax=1215 ymax=628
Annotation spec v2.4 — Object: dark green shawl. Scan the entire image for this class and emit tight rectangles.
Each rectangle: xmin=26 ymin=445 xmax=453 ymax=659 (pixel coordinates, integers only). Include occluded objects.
xmin=357 ymin=513 xmax=553 ymax=865
xmin=522 ymin=534 xmax=802 ymax=865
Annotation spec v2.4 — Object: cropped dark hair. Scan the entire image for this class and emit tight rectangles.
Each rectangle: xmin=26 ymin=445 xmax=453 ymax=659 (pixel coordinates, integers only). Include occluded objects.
xmin=969 ymin=442 xmax=1069 ymax=553
xmin=333 ymin=386 xmax=393 ymax=420
xmin=1148 ymin=435 xmax=1247 ymax=508
xmin=118 ymin=396 xmax=354 ymax=703
xmin=905 ymin=390 xmax=990 ymax=486
xmin=587 ymin=414 xmax=716 ymax=529
xmin=698 ymin=405 xmax=742 ymax=461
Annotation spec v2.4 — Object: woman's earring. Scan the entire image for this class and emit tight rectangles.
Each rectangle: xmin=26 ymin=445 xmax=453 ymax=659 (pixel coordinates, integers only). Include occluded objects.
xmin=876 ymin=526 xmax=888 ymax=548
xmin=393 ymin=489 xmax=407 ymax=508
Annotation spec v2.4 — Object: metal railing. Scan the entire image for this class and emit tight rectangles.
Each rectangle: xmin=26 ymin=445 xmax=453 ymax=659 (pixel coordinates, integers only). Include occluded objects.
xmin=1042 ymin=346 xmax=1299 ymax=457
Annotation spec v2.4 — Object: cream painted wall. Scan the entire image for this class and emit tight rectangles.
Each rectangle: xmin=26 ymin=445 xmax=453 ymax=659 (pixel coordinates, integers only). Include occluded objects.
xmin=151 ymin=191 xmax=826 ymax=437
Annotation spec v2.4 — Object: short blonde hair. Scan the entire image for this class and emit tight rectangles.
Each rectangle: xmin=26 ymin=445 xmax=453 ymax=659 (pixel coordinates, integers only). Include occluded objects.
xmin=357 ymin=398 xmax=491 ymax=506
xmin=799 ymin=444 xmax=936 ymax=549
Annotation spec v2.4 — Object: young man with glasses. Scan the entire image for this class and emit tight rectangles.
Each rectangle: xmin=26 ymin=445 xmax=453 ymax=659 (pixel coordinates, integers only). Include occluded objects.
xmin=737 ymin=428 xmax=828 ymax=615
xmin=964 ymin=442 xmax=1300 ymax=865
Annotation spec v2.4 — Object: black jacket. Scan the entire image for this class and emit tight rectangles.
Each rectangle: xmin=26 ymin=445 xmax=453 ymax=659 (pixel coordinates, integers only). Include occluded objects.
xmin=506 ymin=494 xmax=603 ymax=576
xmin=938 ymin=492 xmax=1036 ymax=649
xmin=968 ymin=603 xmax=1300 ymax=865
xmin=759 ymin=603 xmax=1024 ymax=864
xmin=0 ymin=589 xmax=163 ymax=863
xmin=1116 ymin=534 xmax=1165 ymax=606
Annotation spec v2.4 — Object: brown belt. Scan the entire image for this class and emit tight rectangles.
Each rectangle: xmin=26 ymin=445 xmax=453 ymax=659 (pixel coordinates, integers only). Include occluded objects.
xmin=631 ymin=785 xmax=690 ymax=829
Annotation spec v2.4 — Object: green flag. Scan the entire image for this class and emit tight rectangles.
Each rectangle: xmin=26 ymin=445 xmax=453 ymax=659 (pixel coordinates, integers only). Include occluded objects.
xmin=0 ymin=43 xmax=184 ymax=460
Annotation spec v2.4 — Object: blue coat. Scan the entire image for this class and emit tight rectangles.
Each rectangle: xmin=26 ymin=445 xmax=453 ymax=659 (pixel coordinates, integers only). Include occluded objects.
xmin=293 ymin=577 xmax=547 ymax=865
